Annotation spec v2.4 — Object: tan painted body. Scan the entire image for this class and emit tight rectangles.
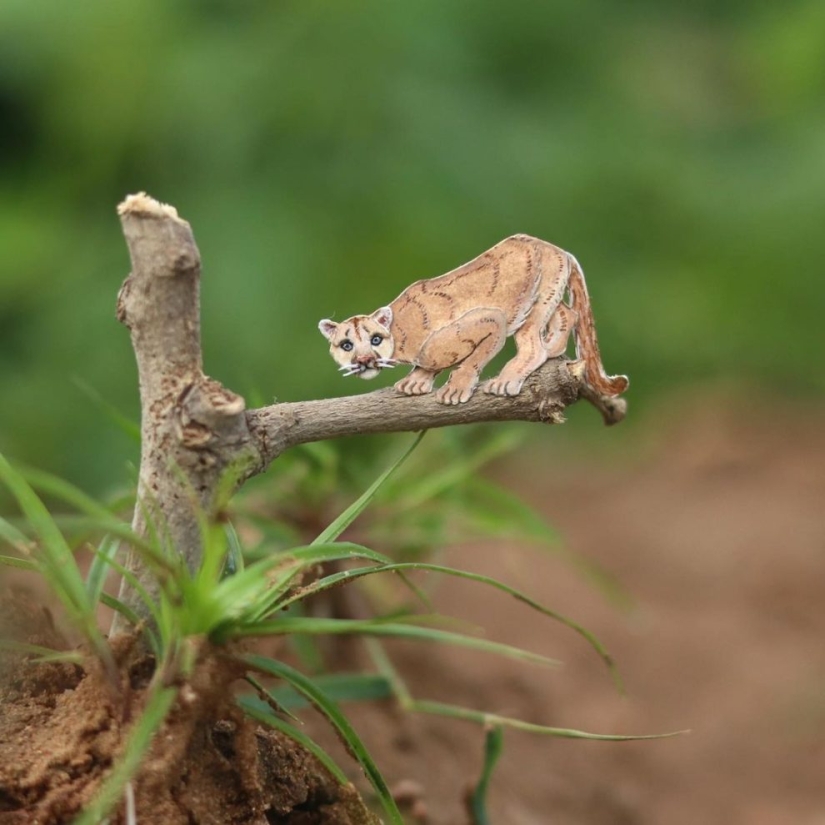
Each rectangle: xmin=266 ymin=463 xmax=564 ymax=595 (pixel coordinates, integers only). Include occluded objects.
xmin=319 ymin=234 xmax=628 ymax=405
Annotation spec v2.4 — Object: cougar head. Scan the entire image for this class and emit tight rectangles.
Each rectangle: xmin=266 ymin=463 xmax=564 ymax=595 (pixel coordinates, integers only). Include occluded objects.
xmin=318 ymin=307 xmax=395 ymax=380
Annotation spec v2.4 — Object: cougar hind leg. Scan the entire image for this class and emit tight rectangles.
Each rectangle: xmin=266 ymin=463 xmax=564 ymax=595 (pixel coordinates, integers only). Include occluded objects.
xmin=482 ymin=317 xmax=548 ymax=397
xmin=484 ymin=249 xmax=570 ymax=397
xmin=543 ymin=303 xmax=577 ymax=359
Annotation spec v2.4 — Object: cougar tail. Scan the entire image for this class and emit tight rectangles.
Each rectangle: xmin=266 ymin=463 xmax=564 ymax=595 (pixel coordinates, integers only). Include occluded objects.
xmin=567 ymin=254 xmax=629 ymax=397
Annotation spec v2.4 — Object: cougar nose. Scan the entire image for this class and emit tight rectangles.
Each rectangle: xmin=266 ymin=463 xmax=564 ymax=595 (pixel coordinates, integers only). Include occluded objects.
xmin=355 ymin=355 xmax=375 ymax=365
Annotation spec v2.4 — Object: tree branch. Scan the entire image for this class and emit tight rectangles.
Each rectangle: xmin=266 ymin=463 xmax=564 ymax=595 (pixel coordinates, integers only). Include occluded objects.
xmin=112 ymin=193 xmax=626 ymax=630
xmin=244 ymin=358 xmax=625 ymax=474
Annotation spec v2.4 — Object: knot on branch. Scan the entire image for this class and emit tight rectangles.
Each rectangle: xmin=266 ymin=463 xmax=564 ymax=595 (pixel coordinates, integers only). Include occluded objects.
xmin=537 ymin=400 xmax=566 ymax=424
xmin=175 ymin=378 xmax=247 ymax=450
xmin=171 ymin=249 xmax=199 ymax=276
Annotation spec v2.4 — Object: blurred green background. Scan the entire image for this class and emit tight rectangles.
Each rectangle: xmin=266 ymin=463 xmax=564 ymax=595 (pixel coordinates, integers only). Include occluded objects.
xmin=1 ymin=0 xmax=822 ymax=493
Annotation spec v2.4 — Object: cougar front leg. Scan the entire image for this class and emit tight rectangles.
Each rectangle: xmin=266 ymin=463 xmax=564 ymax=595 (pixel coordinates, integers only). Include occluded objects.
xmin=426 ymin=309 xmax=507 ymax=405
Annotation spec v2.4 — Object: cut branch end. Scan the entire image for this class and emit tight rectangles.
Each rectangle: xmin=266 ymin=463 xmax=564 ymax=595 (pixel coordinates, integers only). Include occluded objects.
xmin=117 ymin=192 xmax=185 ymax=223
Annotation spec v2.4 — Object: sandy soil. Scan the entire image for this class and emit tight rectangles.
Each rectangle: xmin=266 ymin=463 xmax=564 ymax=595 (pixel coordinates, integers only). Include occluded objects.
xmin=0 ymin=599 xmax=372 ymax=824
xmin=306 ymin=398 xmax=825 ymax=824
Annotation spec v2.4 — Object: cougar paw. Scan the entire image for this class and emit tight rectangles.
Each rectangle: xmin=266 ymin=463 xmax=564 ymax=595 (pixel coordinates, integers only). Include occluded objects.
xmin=435 ymin=380 xmax=476 ymax=405
xmin=482 ymin=376 xmax=525 ymax=397
xmin=395 ymin=375 xmax=434 ymax=396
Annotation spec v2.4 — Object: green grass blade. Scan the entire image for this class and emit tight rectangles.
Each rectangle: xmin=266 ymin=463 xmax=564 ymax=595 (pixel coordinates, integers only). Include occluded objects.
xmin=99 ymin=591 xmax=142 ymax=628
xmin=243 ymin=673 xmax=393 ymax=711
xmin=192 ymin=521 xmax=227 ymax=594
xmin=243 ymin=673 xmax=301 ymax=723
xmin=312 ymin=431 xmax=426 ymax=545
xmin=0 ymin=639 xmax=84 ymax=665
xmin=86 ymin=534 xmax=119 ymax=606
xmin=18 ymin=464 xmax=120 ymax=520
xmin=239 ymin=695 xmax=349 ymax=784
xmin=221 ymin=541 xmax=395 ymax=608
xmin=398 ymin=563 xmax=618 ymax=686
xmin=410 ymin=699 xmax=689 ymax=740
xmin=17 ymin=466 xmax=184 ymax=585
xmin=272 ymin=560 xmax=435 ymax=617
xmin=72 ymin=682 xmax=177 ymax=825
xmin=273 ymin=564 xmax=386 ymax=612
xmin=364 ymin=638 xmax=413 ymax=705
xmin=222 ymin=520 xmax=244 ymax=577
xmin=283 ymin=543 xmax=395 ymax=566
xmin=197 ymin=544 xmax=391 ymax=634
xmin=469 ymin=726 xmax=504 ymax=825
xmin=288 ymin=629 xmax=326 ymax=674
xmin=273 ymin=559 xmax=617 ymax=687
xmin=272 ymin=543 xmax=432 ymax=616
xmin=0 ymin=515 xmax=34 ymax=555
xmin=243 ymin=655 xmax=404 ymax=825
xmin=0 ymin=553 xmax=39 ymax=571
xmin=0 ymin=453 xmax=108 ymax=661
xmin=68 ymin=517 xmax=181 ymax=578
xmin=235 ymin=617 xmax=559 ymax=668
xmin=95 ymin=560 xmax=163 ymax=659
xmin=99 ymin=593 xmax=161 ymax=658
xmin=218 ymin=543 xmax=395 ymax=629
xmin=384 ymin=429 xmax=520 ymax=512
xmin=467 ymin=477 xmax=632 ymax=609
xmin=0 ymin=455 xmax=87 ymax=609
xmin=367 ymin=643 xmax=683 ymax=741
xmin=94 ymin=550 xmax=164 ymax=629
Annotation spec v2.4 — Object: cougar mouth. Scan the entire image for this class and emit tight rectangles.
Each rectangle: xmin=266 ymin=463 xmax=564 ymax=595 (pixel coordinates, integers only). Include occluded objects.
xmin=357 ymin=365 xmax=380 ymax=380
xmin=338 ymin=358 xmax=397 ymax=379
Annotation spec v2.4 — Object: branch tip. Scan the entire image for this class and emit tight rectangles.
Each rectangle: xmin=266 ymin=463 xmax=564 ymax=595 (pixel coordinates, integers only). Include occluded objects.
xmin=117 ymin=192 xmax=184 ymax=223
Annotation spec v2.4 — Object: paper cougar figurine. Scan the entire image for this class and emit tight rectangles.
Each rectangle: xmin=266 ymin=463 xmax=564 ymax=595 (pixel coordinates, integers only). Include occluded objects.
xmin=319 ymin=234 xmax=628 ymax=405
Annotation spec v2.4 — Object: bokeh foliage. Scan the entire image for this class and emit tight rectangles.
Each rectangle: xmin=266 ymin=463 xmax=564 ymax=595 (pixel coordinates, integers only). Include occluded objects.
xmin=1 ymin=0 xmax=822 ymax=491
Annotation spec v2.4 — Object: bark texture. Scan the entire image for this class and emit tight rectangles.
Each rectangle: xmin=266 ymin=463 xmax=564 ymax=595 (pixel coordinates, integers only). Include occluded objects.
xmin=113 ymin=193 xmax=626 ymax=628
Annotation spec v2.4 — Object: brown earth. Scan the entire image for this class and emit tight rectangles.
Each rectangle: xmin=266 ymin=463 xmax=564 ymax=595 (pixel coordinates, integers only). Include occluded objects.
xmin=0 ymin=595 xmax=374 ymax=824
xmin=302 ymin=397 xmax=825 ymax=824
xmin=2 ymin=397 xmax=824 ymax=824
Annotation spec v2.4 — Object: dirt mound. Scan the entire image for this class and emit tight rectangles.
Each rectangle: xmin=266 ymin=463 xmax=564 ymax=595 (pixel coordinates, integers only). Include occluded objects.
xmin=0 ymin=591 xmax=371 ymax=824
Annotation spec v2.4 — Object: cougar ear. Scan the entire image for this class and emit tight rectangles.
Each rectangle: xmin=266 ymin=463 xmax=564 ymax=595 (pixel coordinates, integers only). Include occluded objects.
xmin=370 ymin=306 xmax=393 ymax=330
xmin=318 ymin=319 xmax=338 ymax=341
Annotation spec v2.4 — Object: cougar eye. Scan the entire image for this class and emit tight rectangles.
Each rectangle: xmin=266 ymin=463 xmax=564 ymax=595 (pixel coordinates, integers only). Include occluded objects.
xmin=370 ymin=334 xmax=383 ymax=346
xmin=340 ymin=340 xmax=354 ymax=352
